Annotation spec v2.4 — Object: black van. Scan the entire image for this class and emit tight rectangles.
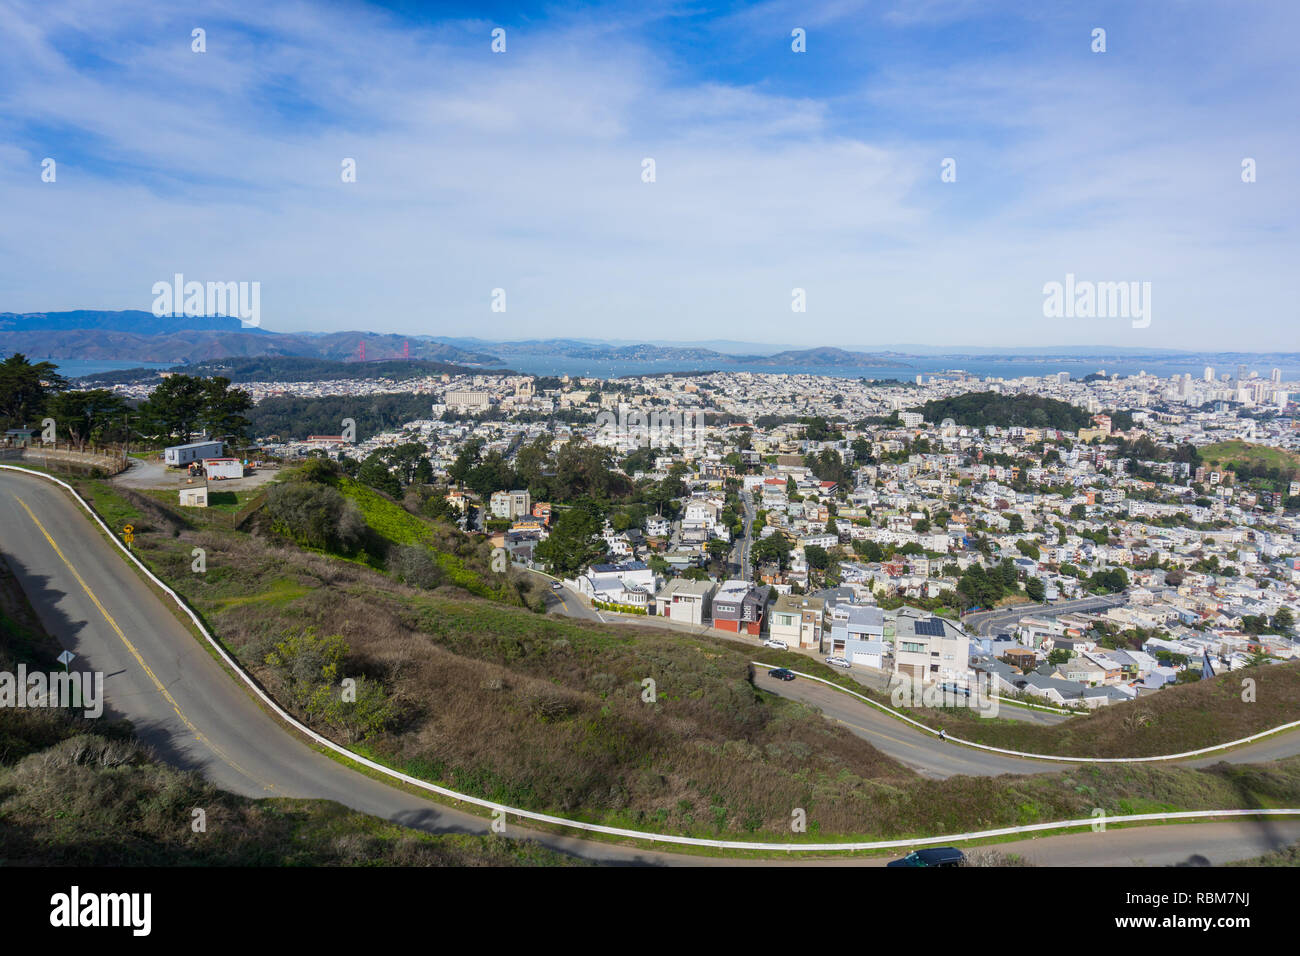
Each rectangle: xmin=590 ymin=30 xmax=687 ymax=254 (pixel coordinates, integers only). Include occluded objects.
xmin=886 ymin=847 xmax=966 ymax=867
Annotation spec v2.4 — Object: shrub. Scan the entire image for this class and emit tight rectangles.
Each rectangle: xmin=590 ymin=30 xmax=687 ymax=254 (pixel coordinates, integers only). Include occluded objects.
xmin=389 ymin=545 xmax=445 ymax=590
xmin=265 ymin=481 xmax=365 ymax=552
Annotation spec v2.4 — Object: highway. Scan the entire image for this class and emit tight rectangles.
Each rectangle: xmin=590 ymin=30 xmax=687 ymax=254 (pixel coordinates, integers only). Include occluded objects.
xmin=2 ymin=466 xmax=1297 ymax=867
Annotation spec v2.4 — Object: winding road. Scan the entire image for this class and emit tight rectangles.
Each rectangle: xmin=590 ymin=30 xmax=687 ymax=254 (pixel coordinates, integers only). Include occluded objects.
xmin=2 ymin=465 xmax=1297 ymax=866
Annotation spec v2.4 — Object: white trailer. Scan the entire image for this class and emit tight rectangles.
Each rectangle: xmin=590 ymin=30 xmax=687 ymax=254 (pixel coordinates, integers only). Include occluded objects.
xmin=165 ymin=441 xmax=223 ymax=466
xmin=202 ymin=458 xmax=244 ymax=480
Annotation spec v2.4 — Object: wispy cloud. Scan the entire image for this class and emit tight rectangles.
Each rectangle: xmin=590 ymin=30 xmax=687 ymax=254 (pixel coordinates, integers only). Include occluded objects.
xmin=0 ymin=0 xmax=1295 ymax=350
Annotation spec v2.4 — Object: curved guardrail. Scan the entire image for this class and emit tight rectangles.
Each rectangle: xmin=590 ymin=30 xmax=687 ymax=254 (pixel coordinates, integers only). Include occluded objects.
xmin=6 ymin=463 xmax=1300 ymax=854
xmin=753 ymin=662 xmax=1300 ymax=763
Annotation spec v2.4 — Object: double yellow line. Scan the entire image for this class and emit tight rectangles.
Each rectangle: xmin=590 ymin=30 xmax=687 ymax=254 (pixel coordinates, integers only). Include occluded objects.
xmin=12 ymin=493 xmax=275 ymax=793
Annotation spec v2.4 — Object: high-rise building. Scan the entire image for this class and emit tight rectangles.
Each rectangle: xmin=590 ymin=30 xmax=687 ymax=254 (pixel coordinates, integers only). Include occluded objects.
xmin=1272 ymin=368 xmax=1282 ymax=384
xmin=1204 ymin=366 xmax=1214 ymax=382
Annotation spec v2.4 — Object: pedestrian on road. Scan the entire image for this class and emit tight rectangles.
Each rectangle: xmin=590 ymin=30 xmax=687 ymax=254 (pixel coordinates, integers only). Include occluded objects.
xmin=938 ymin=729 xmax=946 ymax=743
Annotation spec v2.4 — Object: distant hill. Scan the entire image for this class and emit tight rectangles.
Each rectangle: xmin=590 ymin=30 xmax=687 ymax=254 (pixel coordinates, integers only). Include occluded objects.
xmin=434 ymin=338 xmax=911 ymax=369
xmin=74 ymin=356 xmax=508 ymax=386
xmin=0 ymin=311 xmax=502 ymax=366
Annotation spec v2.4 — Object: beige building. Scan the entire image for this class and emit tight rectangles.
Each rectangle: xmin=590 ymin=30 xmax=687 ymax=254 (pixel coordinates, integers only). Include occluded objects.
xmin=892 ymin=613 xmax=971 ymax=687
xmin=769 ymin=594 xmax=825 ymax=648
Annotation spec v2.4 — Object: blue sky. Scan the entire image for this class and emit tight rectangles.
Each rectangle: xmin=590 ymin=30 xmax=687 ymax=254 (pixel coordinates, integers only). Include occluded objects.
xmin=0 ymin=0 xmax=1296 ymax=350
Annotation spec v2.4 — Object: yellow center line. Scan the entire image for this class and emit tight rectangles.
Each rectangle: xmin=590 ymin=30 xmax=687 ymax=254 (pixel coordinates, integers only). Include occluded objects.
xmin=12 ymin=493 xmax=277 ymax=794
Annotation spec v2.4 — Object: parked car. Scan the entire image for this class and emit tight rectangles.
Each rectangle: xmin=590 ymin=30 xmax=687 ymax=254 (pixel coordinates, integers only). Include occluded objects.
xmin=763 ymin=638 xmax=788 ymax=650
xmin=824 ymin=656 xmax=852 ymax=670
xmin=886 ymin=847 xmax=966 ymax=867
xmin=767 ymin=668 xmax=796 ymax=681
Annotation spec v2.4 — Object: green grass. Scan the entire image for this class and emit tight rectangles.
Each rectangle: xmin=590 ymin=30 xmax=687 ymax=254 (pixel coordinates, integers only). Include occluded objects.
xmin=336 ymin=476 xmax=511 ymax=600
xmin=1201 ymin=440 xmax=1300 ymax=475
xmin=216 ymin=578 xmax=313 ymax=609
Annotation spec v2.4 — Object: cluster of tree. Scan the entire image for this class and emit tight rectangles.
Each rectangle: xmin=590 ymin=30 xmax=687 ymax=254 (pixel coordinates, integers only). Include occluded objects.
xmin=956 ymin=560 xmax=1022 ymax=608
xmin=135 ymin=374 xmax=253 ymax=445
xmin=1 ymin=353 xmax=67 ymax=431
xmin=804 ymin=447 xmax=851 ymax=487
xmin=248 ymin=393 xmax=435 ymax=442
xmin=264 ymin=474 xmax=367 ymax=553
xmin=1240 ymin=608 xmax=1294 ymax=635
xmin=1 ymin=355 xmax=252 ymax=450
xmin=533 ymin=503 xmax=607 ymax=577
xmin=910 ymin=392 xmax=1095 ymax=430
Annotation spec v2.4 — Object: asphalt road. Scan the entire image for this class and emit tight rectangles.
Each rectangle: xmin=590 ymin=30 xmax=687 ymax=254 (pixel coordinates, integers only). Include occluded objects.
xmin=962 ymin=593 xmax=1129 ymax=636
xmin=3 ymin=466 xmax=1297 ymax=867
xmin=753 ymin=670 xmax=1300 ymax=778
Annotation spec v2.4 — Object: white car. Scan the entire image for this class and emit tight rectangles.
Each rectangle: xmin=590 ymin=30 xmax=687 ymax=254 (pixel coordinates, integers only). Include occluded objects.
xmin=763 ymin=638 xmax=789 ymax=650
xmin=824 ymin=656 xmax=852 ymax=670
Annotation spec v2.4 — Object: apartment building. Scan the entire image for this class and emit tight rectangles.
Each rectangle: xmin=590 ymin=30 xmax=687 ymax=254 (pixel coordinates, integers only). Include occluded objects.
xmin=490 ymin=489 xmax=532 ymax=520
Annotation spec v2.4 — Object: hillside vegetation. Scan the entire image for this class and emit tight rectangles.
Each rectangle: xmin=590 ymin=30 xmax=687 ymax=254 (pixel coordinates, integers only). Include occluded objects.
xmin=55 ymin=468 xmax=1300 ymax=844
xmin=0 ymin=546 xmax=575 ymax=866
xmin=910 ymin=392 xmax=1131 ymax=431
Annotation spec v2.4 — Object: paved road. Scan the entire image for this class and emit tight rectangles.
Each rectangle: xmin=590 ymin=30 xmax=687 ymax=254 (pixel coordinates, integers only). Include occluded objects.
xmin=523 ymin=567 xmax=603 ymax=622
xmin=3 ymin=467 xmax=1297 ymax=867
xmin=736 ymin=492 xmax=755 ymax=581
xmin=962 ymin=593 xmax=1128 ymax=636
xmin=754 ymin=669 xmax=1300 ymax=778
xmin=0 ymin=468 xmax=669 ymax=865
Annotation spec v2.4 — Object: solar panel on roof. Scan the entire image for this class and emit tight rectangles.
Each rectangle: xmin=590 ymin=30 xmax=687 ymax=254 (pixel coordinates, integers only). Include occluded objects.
xmin=914 ymin=619 xmax=946 ymax=637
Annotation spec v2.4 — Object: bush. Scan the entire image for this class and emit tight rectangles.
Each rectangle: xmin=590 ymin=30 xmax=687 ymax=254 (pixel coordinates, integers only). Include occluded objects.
xmin=389 ymin=545 xmax=446 ymax=589
xmin=266 ymin=481 xmax=365 ymax=552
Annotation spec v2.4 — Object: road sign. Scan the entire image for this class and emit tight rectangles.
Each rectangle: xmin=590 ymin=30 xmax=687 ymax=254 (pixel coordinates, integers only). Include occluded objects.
xmin=57 ymin=650 xmax=75 ymax=667
xmin=123 ymin=524 xmax=135 ymax=547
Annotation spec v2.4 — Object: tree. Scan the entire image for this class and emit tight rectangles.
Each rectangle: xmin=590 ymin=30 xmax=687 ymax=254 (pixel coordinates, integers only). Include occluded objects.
xmin=200 ymin=376 xmax=253 ymax=444
xmin=46 ymin=389 xmax=127 ymax=449
xmin=1025 ymin=577 xmax=1046 ymax=602
xmin=804 ymin=544 xmax=830 ymax=570
xmin=136 ymin=374 xmax=251 ymax=445
xmin=1273 ymin=607 xmax=1295 ymax=634
xmin=0 ymin=353 xmax=66 ymax=429
xmin=357 ymin=454 xmax=402 ymax=497
xmin=753 ymin=533 xmax=793 ymax=571
xmin=534 ymin=505 xmax=607 ymax=577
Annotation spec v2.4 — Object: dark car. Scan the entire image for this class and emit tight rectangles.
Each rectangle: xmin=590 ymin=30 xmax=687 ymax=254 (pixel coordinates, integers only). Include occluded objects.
xmin=767 ymin=668 xmax=796 ymax=681
xmin=886 ymin=847 xmax=966 ymax=867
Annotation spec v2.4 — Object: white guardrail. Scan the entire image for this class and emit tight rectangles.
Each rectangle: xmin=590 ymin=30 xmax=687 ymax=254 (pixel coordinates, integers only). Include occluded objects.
xmin=6 ymin=463 xmax=1300 ymax=855
xmin=754 ymin=662 xmax=1300 ymax=764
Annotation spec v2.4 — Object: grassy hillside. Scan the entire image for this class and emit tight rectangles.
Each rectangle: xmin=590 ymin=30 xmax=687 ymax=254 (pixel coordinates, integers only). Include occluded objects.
xmin=53 ymin=470 xmax=1300 ymax=845
xmin=1200 ymin=440 xmax=1300 ymax=481
xmin=0 ymin=546 xmax=575 ymax=866
xmin=826 ymin=658 xmax=1300 ymax=758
